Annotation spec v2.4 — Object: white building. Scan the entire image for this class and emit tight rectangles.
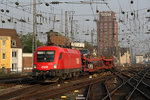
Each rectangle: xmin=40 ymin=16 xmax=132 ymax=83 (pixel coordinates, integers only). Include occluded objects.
xmin=71 ymin=42 xmax=85 ymax=49
xmin=136 ymin=55 xmax=144 ymax=64
xmin=119 ymin=48 xmax=131 ymax=65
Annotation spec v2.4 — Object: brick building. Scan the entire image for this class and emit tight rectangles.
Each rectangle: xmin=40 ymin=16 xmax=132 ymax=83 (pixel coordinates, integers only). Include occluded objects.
xmin=97 ymin=11 xmax=118 ymax=57
xmin=22 ymin=53 xmax=33 ymax=72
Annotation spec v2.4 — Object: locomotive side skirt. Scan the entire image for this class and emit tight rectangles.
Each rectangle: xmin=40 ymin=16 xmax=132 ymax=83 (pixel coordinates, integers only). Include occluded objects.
xmin=32 ymin=68 xmax=82 ymax=77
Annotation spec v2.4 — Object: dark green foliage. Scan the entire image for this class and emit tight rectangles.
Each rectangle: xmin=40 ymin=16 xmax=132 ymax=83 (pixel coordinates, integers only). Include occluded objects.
xmin=19 ymin=33 xmax=45 ymax=53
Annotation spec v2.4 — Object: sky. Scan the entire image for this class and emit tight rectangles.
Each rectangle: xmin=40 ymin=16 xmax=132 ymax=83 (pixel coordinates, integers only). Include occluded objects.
xmin=0 ymin=0 xmax=150 ymax=56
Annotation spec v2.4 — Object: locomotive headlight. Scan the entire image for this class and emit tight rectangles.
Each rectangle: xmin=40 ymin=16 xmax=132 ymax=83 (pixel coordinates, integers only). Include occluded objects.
xmin=53 ymin=64 xmax=57 ymax=69
xmin=33 ymin=64 xmax=37 ymax=69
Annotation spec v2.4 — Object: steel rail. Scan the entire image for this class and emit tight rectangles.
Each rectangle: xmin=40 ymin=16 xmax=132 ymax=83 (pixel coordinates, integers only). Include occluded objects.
xmin=5 ymin=74 xmax=90 ymax=99
xmin=101 ymin=69 xmax=146 ymax=100
xmin=126 ymin=82 xmax=150 ymax=99
xmin=39 ymin=76 xmax=106 ymax=100
xmin=85 ymin=75 xmax=114 ymax=100
xmin=141 ymin=81 xmax=150 ymax=88
xmin=0 ymin=84 xmax=40 ymax=99
xmin=125 ymin=73 xmax=150 ymax=88
xmin=126 ymin=70 xmax=150 ymax=100
xmin=117 ymin=69 xmax=150 ymax=99
xmin=103 ymin=83 xmax=112 ymax=100
xmin=12 ymin=75 xmax=107 ymax=100
xmin=115 ymin=68 xmax=150 ymax=100
xmin=85 ymin=83 xmax=93 ymax=100
xmin=117 ymin=72 xmax=150 ymax=99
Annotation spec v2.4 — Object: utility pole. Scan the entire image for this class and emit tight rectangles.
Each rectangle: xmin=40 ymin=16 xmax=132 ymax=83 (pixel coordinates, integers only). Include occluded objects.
xmin=91 ymin=29 xmax=94 ymax=46
xmin=53 ymin=14 xmax=56 ymax=30
xmin=60 ymin=10 xmax=63 ymax=33
xmin=70 ymin=11 xmax=75 ymax=41
xmin=32 ymin=0 xmax=37 ymax=67
xmin=65 ymin=11 xmax=68 ymax=47
xmin=32 ymin=0 xmax=37 ymax=54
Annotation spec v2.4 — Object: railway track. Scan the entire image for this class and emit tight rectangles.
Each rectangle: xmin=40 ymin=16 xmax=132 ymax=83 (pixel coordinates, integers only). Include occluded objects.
xmin=84 ymin=67 xmax=150 ymax=100
xmin=0 ymin=71 xmax=112 ymax=100
xmin=0 ymin=74 xmax=35 ymax=84
xmin=0 ymin=66 xmax=149 ymax=100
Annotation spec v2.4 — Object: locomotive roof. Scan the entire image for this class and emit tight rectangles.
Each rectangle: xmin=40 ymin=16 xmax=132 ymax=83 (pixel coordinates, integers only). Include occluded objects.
xmin=36 ymin=46 xmax=80 ymax=54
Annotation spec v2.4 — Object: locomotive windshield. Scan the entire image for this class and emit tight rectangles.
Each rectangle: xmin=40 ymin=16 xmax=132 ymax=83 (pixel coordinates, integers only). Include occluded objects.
xmin=37 ymin=50 xmax=55 ymax=62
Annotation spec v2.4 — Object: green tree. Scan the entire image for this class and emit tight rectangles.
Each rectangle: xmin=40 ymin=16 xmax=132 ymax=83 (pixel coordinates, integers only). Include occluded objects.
xmin=19 ymin=33 xmax=45 ymax=53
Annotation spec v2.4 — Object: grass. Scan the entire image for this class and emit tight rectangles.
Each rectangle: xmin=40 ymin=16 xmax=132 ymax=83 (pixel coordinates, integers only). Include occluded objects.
xmin=0 ymin=86 xmax=5 ymax=89
xmin=0 ymin=71 xmax=10 ymax=79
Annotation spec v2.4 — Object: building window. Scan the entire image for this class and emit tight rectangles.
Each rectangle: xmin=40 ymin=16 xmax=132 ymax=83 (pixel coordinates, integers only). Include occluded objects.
xmin=104 ymin=32 xmax=108 ymax=34
xmin=12 ymin=51 xmax=17 ymax=58
xmin=104 ymin=26 xmax=107 ymax=28
xmin=3 ymin=53 xmax=6 ymax=59
xmin=12 ymin=63 xmax=17 ymax=70
xmin=1 ymin=66 xmax=5 ymax=69
xmin=11 ymin=40 xmax=16 ymax=47
xmin=3 ymin=41 xmax=6 ymax=46
xmin=109 ymin=25 xmax=112 ymax=28
xmin=104 ymin=23 xmax=107 ymax=25
xmin=100 ymin=29 xmax=103 ymax=32
xmin=108 ymin=18 xmax=112 ymax=21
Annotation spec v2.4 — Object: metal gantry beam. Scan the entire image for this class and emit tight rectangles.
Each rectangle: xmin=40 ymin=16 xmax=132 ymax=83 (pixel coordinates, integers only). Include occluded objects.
xmin=50 ymin=1 xmax=108 ymax=5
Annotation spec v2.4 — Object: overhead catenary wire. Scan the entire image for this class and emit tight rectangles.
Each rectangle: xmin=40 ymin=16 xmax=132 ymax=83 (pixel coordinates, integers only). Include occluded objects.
xmin=1 ymin=1 xmax=150 ymax=17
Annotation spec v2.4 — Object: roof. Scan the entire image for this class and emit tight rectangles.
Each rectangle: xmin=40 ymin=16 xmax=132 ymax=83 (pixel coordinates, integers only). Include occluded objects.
xmin=0 ymin=28 xmax=22 ymax=48
xmin=37 ymin=46 xmax=80 ymax=54
xmin=119 ymin=47 xmax=129 ymax=56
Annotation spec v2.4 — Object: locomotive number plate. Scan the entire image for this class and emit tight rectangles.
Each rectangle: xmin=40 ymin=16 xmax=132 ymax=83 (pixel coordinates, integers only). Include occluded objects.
xmin=41 ymin=66 xmax=48 ymax=68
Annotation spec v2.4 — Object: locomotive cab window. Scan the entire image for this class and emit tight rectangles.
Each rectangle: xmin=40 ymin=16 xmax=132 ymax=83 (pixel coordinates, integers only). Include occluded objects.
xmin=59 ymin=53 xmax=62 ymax=60
xmin=37 ymin=50 xmax=55 ymax=62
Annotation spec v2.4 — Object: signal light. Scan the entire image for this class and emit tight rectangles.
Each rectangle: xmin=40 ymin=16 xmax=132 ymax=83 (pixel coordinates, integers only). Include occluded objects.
xmin=96 ymin=10 xmax=99 ymax=13
xmin=147 ymin=9 xmax=150 ymax=12
xmin=6 ymin=10 xmax=9 ymax=13
xmin=45 ymin=3 xmax=49 ymax=6
xmin=131 ymin=0 xmax=133 ymax=4
xmin=131 ymin=12 xmax=134 ymax=16
xmin=15 ymin=2 xmax=19 ymax=5
xmin=8 ymin=19 xmax=11 ymax=22
xmin=1 ymin=9 xmax=4 ymax=12
xmin=85 ymin=19 xmax=90 ymax=21
xmin=122 ymin=11 xmax=125 ymax=14
xmin=2 ymin=20 xmax=5 ymax=23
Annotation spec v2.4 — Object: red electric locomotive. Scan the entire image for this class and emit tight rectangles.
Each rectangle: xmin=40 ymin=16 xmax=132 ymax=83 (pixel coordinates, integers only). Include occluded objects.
xmin=32 ymin=46 xmax=114 ymax=82
xmin=32 ymin=46 xmax=82 ymax=81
